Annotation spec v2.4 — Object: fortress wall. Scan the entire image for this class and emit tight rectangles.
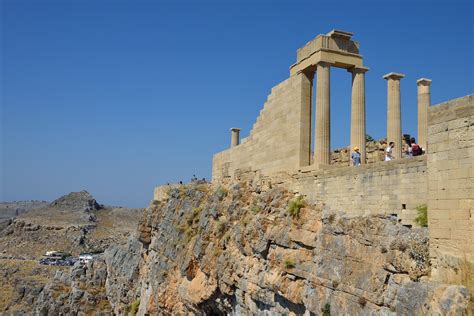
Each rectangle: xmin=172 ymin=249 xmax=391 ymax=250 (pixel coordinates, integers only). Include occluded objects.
xmin=427 ymin=94 xmax=474 ymax=286
xmin=291 ymin=156 xmax=427 ymax=219
xmin=212 ymin=72 xmax=312 ymax=182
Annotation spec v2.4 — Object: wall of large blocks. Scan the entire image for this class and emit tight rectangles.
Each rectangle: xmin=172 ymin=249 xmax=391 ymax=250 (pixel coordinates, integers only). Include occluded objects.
xmin=291 ymin=156 xmax=427 ymax=219
xmin=212 ymin=72 xmax=312 ymax=181
xmin=427 ymin=94 xmax=474 ymax=286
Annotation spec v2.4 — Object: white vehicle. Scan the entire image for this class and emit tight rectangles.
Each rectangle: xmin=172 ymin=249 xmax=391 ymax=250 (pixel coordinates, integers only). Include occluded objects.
xmin=79 ymin=254 xmax=93 ymax=264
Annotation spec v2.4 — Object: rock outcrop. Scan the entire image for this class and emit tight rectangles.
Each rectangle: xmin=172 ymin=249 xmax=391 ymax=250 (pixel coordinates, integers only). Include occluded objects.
xmin=28 ymin=183 xmax=471 ymax=315
xmin=49 ymin=190 xmax=102 ymax=212
xmin=104 ymin=182 xmax=470 ymax=315
xmin=0 ymin=191 xmax=143 ymax=314
xmin=35 ymin=259 xmax=112 ymax=315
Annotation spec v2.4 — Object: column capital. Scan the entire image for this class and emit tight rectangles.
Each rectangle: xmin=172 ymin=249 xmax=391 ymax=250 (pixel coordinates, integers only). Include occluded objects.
xmin=383 ymin=72 xmax=405 ymax=80
xmin=417 ymin=78 xmax=432 ymax=86
xmin=316 ymin=61 xmax=331 ymax=68
xmin=230 ymin=127 xmax=241 ymax=132
xmin=348 ymin=65 xmax=369 ymax=74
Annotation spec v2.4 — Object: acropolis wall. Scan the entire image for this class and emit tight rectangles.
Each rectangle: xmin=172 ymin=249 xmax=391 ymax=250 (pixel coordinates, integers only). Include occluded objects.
xmin=427 ymin=95 xmax=473 ymax=287
xmin=212 ymin=72 xmax=312 ymax=180
xmin=209 ymin=30 xmax=473 ymax=290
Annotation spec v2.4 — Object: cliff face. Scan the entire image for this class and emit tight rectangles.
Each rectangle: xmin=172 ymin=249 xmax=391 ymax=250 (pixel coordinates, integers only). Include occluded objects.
xmin=120 ymin=182 xmax=469 ymax=315
xmin=34 ymin=182 xmax=471 ymax=315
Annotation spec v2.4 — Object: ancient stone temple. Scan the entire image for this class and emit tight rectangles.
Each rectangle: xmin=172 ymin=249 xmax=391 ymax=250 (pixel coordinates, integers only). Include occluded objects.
xmin=213 ymin=30 xmax=372 ymax=178
xmin=209 ymin=30 xmax=473 ymax=293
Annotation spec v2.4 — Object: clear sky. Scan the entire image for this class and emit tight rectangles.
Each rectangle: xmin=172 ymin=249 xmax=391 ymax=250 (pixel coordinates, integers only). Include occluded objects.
xmin=1 ymin=0 xmax=473 ymax=207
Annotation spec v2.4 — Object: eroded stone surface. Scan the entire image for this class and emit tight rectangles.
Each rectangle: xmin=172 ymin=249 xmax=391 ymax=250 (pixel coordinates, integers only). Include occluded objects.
xmin=131 ymin=183 xmax=470 ymax=314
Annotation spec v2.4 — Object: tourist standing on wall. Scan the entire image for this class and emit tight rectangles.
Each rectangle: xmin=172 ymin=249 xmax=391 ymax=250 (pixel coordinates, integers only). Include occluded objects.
xmin=403 ymin=138 xmax=413 ymax=158
xmin=351 ymin=146 xmax=361 ymax=166
xmin=385 ymin=142 xmax=395 ymax=161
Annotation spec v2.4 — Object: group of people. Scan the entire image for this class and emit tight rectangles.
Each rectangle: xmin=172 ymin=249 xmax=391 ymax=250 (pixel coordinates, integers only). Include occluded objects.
xmin=385 ymin=137 xmax=423 ymax=161
xmin=350 ymin=137 xmax=423 ymax=166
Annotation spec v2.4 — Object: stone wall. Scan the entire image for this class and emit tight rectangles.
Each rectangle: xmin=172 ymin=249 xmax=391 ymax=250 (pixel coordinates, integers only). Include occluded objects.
xmin=330 ymin=140 xmax=387 ymax=166
xmin=427 ymin=94 xmax=473 ymax=290
xmin=291 ymin=156 xmax=427 ymax=223
xmin=212 ymin=72 xmax=312 ymax=181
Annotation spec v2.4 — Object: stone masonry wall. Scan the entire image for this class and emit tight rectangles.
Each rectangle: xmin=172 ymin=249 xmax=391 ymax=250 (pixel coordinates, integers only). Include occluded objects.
xmin=212 ymin=72 xmax=312 ymax=181
xmin=427 ymin=94 xmax=473 ymax=289
xmin=291 ymin=156 xmax=427 ymax=222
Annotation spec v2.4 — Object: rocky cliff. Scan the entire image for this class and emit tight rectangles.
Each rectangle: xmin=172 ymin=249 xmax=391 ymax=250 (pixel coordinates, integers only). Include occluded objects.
xmin=35 ymin=182 xmax=470 ymax=315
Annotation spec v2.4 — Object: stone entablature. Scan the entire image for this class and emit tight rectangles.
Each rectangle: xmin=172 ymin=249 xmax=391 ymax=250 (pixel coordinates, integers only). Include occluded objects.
xmin=291 ymin=30 xmax=363 ymax=75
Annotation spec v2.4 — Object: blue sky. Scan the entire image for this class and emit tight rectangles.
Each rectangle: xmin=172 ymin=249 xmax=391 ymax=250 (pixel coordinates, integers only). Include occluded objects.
xmin=1 ymin=0 xmax=473 ymax=207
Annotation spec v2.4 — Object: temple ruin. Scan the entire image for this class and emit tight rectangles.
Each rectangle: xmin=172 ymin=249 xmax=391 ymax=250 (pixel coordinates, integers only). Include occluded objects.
xmin=208 ymin=30 xmax=473 ymax=290
xmin=212 ymin=30 xmax=435 ymax=178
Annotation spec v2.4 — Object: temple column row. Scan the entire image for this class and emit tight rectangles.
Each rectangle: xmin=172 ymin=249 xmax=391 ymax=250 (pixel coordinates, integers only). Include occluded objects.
xmin=313 ymin=62 xmax=368 ymax=166
xmin=349 ymin=66 xmax=369 ymax=164
xmin=314 ymin=62 xmax=331 ymax=165
xmin=229 ymin=67 xmax=431 ymax=166
xmin=383 ymin=72 xmax=405 ymax=159
xmin=417 ymin=78 xmax=432 ymax=150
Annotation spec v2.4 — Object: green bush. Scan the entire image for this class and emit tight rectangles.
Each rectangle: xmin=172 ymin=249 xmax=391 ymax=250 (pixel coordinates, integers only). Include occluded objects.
xmin=415 ymin=204 xmax=428 ymax=227
xmin=129 ymin=298 xmax=140 ymax=316
xmin=192 ymin=207 xmax=202 ymax=218
xmin=288 ymin=195 xmax=305 ymax=217
xmin=284 ymin=257 xmax=296 ymax=269
xmin=321 ymin=303 xmax=331 ymax=316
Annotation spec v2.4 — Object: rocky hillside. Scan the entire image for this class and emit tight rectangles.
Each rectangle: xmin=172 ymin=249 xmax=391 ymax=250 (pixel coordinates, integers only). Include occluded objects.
xmin=33 ymin=182 xmax=471 ymax=315
xmin=0 ymin=191 xmax=143 ymax=314
xmin=0 ymin=190 xmax=142 ymax=258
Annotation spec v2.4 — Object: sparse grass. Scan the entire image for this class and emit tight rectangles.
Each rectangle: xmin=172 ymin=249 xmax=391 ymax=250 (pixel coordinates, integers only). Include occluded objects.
xmin=0 ymin=259 xmax=65 ymax=311
xmin=215 ymin=186 xmax=228 ymax=200
xmin=250 ymin=204 xmax=261 ymax=214
xmin=129 ymin=298 xmax=140 ymax=316
xmin=177 ymin=207 xmax=202 ymax=238
xmin=192 ymin=207 xmax=202 ymax=218
xmin=284 ymin=257 xmax=296 ymax=269
xmin=195 ymin=184 xmax=209 ymax=193
xmin=459 ymin=253 xmax=474 ymax=294
xmin=215 ymin=218 xmax=227 ymax=236
xmin=321 ymin=303 xmax=331 ymax=316
xmin=415 ymin=204 xmax=428 ymax=227
xmin=287 ymin=195 xmax=305 ymax=217
xmin=212 ymin=248 xmax=222 ymax=258
xmin=223 ymin=231 xmax=231 ymax=243
xmin=184 ymin=228 xmax=197 ymax=243
xmin=358 ymin=296 xmax=367 ymax=307
xmin=240 ymin=216 xmax=250 ymax=227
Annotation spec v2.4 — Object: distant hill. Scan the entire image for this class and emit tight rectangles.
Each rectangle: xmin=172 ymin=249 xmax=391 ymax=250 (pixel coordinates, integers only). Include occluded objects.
xmin=0 ymin=190 xmax=144 ymax=313
xmin=0 ymin=200 xmax=49 ymax=221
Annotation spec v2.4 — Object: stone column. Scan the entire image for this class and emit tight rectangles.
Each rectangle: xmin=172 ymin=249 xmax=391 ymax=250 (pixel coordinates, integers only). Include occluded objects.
xmin=230 ymin=128 xmax=240 ymax=148
xmin=349 ymin=66 xmax=369 ymax=164
xmin=417 ymin=78 xmax=432 ymax=151
xmin=315 ymin=62 xmax=331 ymax=165
xmin=383 ymin=72 xmax=405 ymax=159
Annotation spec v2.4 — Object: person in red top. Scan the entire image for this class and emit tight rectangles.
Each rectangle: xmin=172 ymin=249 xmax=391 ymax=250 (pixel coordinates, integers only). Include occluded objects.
xmin=410 ymin=137 xmax=423 ymax=156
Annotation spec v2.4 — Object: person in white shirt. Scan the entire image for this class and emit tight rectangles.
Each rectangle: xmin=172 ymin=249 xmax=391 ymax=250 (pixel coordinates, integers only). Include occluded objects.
xmin=385 ymin=142 xmax=395 ymax=161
